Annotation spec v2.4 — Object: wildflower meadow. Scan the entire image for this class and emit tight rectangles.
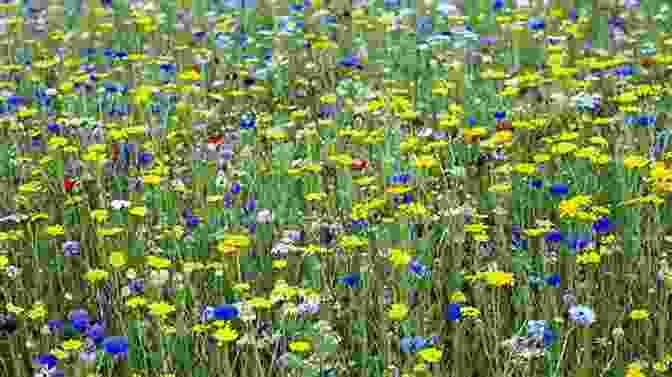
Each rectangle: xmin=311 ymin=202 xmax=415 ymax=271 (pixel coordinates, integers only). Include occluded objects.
xmin=1 ymin=0 xmax=672 ymax=376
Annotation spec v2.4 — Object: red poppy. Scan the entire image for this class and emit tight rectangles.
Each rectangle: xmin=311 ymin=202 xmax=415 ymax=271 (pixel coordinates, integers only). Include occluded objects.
xmin=351 ymin=159 xmax=368 ymax=170
xmin=63 ymin=178 xmax=79 ymax=192
xmin=111 ymin=143 xmax=120 ymax=160
xmin=496 ymin=120 xmax=513 ymax=131
xmin=208 ymin=135 xmax=225 ymax=145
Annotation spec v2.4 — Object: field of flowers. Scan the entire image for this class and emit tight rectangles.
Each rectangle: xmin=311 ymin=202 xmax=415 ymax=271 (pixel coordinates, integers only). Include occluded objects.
xmin=3 ymin=0 xmax=672 ymax=376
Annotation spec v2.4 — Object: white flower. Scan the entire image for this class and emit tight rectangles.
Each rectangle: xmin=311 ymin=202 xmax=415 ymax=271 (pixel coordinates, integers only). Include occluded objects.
xmin=256 ymin=209 xmax=273 ymax=223
xmin=111 ymin=200 xmax=130 ymax=210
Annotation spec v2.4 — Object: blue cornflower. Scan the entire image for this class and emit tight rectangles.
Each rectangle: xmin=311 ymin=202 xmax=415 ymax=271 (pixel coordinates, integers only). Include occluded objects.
xmin=213 ymin=304 xmax=239 ymax=320
xmin=31 ymin=136 xmax=43 ymax=147
xmin=182 ymin=208 xmax=194 ymax=219
xmin=568 ymin=305 xmax=595 ymax=326
xmin=231 ymin=182 xmax=241 ymax=194
xmin=390 ymin=174 xmax=410 ymax=185
xmin=103 ymin=48 xmax=117 ymax=58
xmin=592 ymin=216 xmax=613 ymax=234
xmin=102 ymin=336 xmax=129 ymax=355
xmin=495 ymin=111 xmax=506 ymax=120
xmin=245 ymin=198 xmax=257 ymax=213
xmin=528 ymin=18 xmax=545 ymax=30
xmin=408 ymin=258 xmax=430 ymax=278
xmin=338 ymin=272 xmax=361 ymax=288
xmin=47 ymin=319 xmax=64 ymax=333
xmin=67 ymin=309 xmax=90 ymax=331
xmin=240 ymin=114 xmax=256 ymax=129
xmin=402 ymin=192 xmax=414 ymax=204
xmin=33 ymin=354 xmax=59 ymax=369
xmin=445 ymin=303 xmax=461 ymax=321
xmin=128 ymin=279 xmax=145 ymax=294
xmin=529 ymin=179 xmax=544 ymax=189
xmin=615 ymin=65 xmax=634 ymax=77
xmin=138 ymin=151 xmax=153 ymax=165
xmin=352 ymin=219 xmax=368 ymax=230
xmin=543 ymin=326 xmax=558 ymax=347
xmin=47 ymin=123 xmax=61 ymax=133
xmin=7 ymin=95 xmax=26 ymax=106
xmin=638 ymin=115 xmax=656 ymax=126
xmin=493 ymin=0 xmax=503 ymax=10
xmin=85 ymin=322 xmax=106 ymax=344
xmin=545 ymin=273 xmax=560 ymax=287
xmin=223 ymin=192 xmax=234 ymax=208
xmin=467 ymin=115 xmax=477 ymax=126
xmin=544 ymin=230 xmax=563 ymax=242
xmin=186 ymin=216 xmax=200 ymax=228
xmin=400 ymin=336 xmax=427 ymax=353
xmin=549 ymin=183 xmax=569 ymax=196
xmin=338 ymin=55 xmax=362 ymax=69
xmin=566 ymin=234 xmax=591 ymax=252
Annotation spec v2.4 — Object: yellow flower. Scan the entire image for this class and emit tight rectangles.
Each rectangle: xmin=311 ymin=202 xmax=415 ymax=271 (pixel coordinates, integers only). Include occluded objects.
xmin=109 ymin=252 xmax=127 ymax=269
xmin=449 ymin=291 xmax=467 ymax=303
xmin=220 ymin=234 xmax=252 ymax=250
xmin=26 ymin=303 xmax=48 ymax=320
xmin=589 ymin=136 xmax=609 ymax=146
xmin=129 ymin=206 xmax=147 ymax=217
xmin=85 ymin=269 xmax=109 ymax=283
xmin=48 ymin=136 xmax=68 ymax=148
xmin=551 ymin=142 xmax=578 ymax=155
xmin=289 ymin=340 xmax=312 ymax=353
xmin=213 ymin=325 xmax=239 ymax=343
xmin=461 ymin=306 xmax=481 ymax=318
xmin=6 ymin=303 xmax=24 ymax=315
xmin=576 ymin=251 xmax=601 ymax=265
xmin=417 ymin=347 xmax=443 ymax=363
xmin=0 ymin=255 xmax=8 ymax=269
xmin=192 ymin=324 xmax=210 ymax=334
xmin=62 ymin=339 xmax=82 ymax=351
xmin=482 ymin=271 xmax=514 ymax=287
xmin=146 ymin=256 xmax=172 ymax=270
xmin=414 ymin=155 xmax=439 ymax=169
xmin=148 ymin=301 xmax=176 ymax=317
xmin=143 ymin=175 xmax=161 ymax=185
xmin=465 ymin=223 xmax=489 ymax=234
xmin=233 ymin=283 xmax=251 ymax=293
xmin=126 ymin=296 xmax=147 ymax=309
xmin=524 ymin=228 xmax=546 ymax=237
xmin=623 ymin=155 xmax=649 ymax=170
xmin=248 ymin=297 xmax=273 ymax=310
xmin=389 ymin=248 xmax=412 ymax=268
xmin=46 ymin=224 xmax=65 ymax=237
xmin=493 ymin=130 xmax=513 ymax=144
xmin=272 ymin=259 xmax=288 ymax=269
xmin=513 ymin=163 xmax=537 ymax=175
xmin=628 ymin=309 xmax=650 ymax=321
xmin=386 ymin=185 xmax=412 ymax=194
xmin=388 ymin=303 xmax=409 ymax=321
xmin=559 ymin=199 xmax=579 ymax=218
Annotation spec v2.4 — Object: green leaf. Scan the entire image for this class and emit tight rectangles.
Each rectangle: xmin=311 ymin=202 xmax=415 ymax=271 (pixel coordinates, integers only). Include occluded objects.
xmin=352 ymin=320 xmax=368 ymax=337
xmin=285 ymin=353 xmax=304 ymax=369
xmin=318 ymin=335 xmax=339 ymax=354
